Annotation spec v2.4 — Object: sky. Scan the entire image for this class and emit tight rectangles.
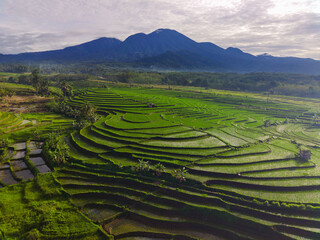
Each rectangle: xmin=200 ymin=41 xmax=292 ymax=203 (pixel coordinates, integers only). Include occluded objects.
xmin=0 ymin=0 xmax=319 ymax=59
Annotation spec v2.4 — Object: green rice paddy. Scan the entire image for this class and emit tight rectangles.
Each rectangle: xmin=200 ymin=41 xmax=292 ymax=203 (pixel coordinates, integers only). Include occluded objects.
xmin=57 ymin=87 xmax=320 ymax=240
xmin=2 ymin=85 xmax=320 ymax=239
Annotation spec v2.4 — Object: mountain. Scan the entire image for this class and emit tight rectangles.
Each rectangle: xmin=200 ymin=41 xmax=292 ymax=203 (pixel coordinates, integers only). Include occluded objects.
xmin=0 ymin=37 xmax=121 ymax=62
xmin=0 ymin=29 xmax=319 ymax=74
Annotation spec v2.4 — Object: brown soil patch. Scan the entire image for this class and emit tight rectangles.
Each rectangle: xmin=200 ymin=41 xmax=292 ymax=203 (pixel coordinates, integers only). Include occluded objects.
xmin=0 ymin=95 xmax=52 ymax=113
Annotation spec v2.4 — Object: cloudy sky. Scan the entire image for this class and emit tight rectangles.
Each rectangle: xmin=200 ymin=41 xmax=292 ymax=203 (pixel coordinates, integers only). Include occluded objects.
xmin=0 ymin=0 xmax=319 ymax=59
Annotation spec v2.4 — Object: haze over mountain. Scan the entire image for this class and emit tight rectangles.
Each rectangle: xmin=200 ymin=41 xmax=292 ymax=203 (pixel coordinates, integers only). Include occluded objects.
xmin=0 ymin=29 xmax=319 ymax=74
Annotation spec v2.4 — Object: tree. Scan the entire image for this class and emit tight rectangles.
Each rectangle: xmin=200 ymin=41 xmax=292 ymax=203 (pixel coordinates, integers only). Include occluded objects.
xmin=191 ymin=78 xmax=200 ymax=87
xmin=39 ymin=78 xmax=49 ymax=95
xmin=44 ymin=132 xmax=69 ymax=166
xmin=118 ymin=72 xmax=132 ymax=83
xmin=0 ymin=88 xmax=14 ymax=101
xmin=51 ymin=142 xmax=69 ymax=165
xmin=31 ymin=69 xmax=41 ymax=94
xmin=80 ymin=101 xmax=98 ymax=123
xmin=31 ymin=69 xmax=49 ymax=95
xmin=73 ymin=102 xmax=99 ymax=129
xmin=299 ymin=149 xmax=312 ymax=162
xmin=60 ymin=81 xmax=73 ymax=97
xmin=18 ymin=74 xmax=31 ymax=85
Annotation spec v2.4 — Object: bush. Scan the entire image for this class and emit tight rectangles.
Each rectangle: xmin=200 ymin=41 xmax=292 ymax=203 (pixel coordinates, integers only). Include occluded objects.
xmin=73 ymin=119 xmax=89 ymax=130
xmin=154 ymin=163 xmax=165 ymax=176
xmin=46 ymin=132 xmax=60 ymax=149
xmin=32 ymin=129 xmax=41 ymax=141
xmin=46 ymin=99 xmax=99 ymax=130
xmin=45 ymin=101 xmax=60 ymax=112
xmin=299 ymin=149 xmax=312 ymax=162
xmin=0 ymin=88 xmax=14 ymax=99
xmin=80 ymin=101 xmax=99 ymax=123
xmin=51 ymin=141 xmax=69 ymax=165
xmin=172 ymin=167 xmax=188 ymax=183
xmin=132 ymin=159 xmax=151 ymax=172
xmin=264 ymin=119 xmax=271 ymax=127
xmin=0 ymin=138 xmax=9 ymax=148
xmin=43 ymin=132 xmax=69 ymax=166
xmin=23 ymin=229 xmax=41 ymax=240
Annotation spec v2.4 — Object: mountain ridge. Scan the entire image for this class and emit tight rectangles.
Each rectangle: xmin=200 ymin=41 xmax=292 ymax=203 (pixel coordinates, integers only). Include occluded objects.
xmin=0 ymin=28 xmax=319 ymax=74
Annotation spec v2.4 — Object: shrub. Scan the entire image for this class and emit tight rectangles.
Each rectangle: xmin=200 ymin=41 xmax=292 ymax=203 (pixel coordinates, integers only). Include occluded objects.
xmin=73 ymin=119 xmax=89 ymax=130
xmin=299 ymin=149 xmax=312 ymax=162
xmin=263 ymin=200 xmax=270 ymax=207
xmin=0 ymin=88 xmax=15 ymax=100
xmin=51 ymin=142 xmax=69 ymax=165
xmin=154 ymin=163 xmax=165 ymax=176
xmin=80 ymin=101 xmax=99 ymax=123
xmin=32 ymin=129 xmax=41 ymax=141
xmin=43 ymin=132 xmax=69 ymax=166
xmin=45 ymin=100 xmax=60 ymax=112
xmin=46 ymin=132 xmax=60 ymax=149
xmin=0 ymin=138 xmax=9 ymax=148
xmin=271 ymin=201 xmax=281 ymax=208
xmin=172 ymin=167 xmax=188 ymax=183
xmin=23 ymin=229 xmax=41 ymax=240
xmin=264 ymin=119 xmax=271 ymax=127
xmin=136 ymin=159 xmax=151 ymax=172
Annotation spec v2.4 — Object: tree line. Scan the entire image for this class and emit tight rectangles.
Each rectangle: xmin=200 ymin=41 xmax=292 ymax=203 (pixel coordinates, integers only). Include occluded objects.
xmin=2 ymin=64 xmax=320 ymax=98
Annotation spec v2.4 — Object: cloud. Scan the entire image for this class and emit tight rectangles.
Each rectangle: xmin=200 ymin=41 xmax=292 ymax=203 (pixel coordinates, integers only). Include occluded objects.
xmin=0 ymin=0 xmax=319 ymax=59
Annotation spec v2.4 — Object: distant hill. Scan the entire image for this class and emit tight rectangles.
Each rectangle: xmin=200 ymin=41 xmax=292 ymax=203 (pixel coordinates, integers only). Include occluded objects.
xmin=0 ymin=28 xmax=319 ymax=74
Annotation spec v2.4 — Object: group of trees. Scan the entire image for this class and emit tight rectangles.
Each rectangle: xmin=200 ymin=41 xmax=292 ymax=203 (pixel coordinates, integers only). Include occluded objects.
xmin=132 ymin=159 xmax=188 ymax=182
xmin=31 ymin=69 xmax=50 ymax=95
xmin=43 ymin=132 xmax=69 ymax=166
xmin=0 ymin=63 xmax=29 ymax=73
xmin=46 ymin=100 xmax=98 ymax=129
xmin=3 ymin=63 xmax=320 ymax=98
xmin=101 ymin=71 xmax=320 ymax=98
xmin=7 ymin=69 xmax=74 ymax=97
xmin=59 ymin=81 xmax=73 ymax=97
xmin=0 ymin=88 xmax=14 ymax=100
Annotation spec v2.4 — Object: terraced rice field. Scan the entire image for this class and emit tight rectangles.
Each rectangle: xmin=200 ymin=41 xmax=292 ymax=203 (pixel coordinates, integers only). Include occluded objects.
xmin=52 ymin=87 xmax=320 ymax=240
xmin=0 ymin=110 xmax=73 ymax=188
xmin=0 ymin=111 xmax=73 ymax=142
xmin=0 ymin=173 xmax=107 ymax=239
xmin=0 ymin=141 xmax=52 ymax=187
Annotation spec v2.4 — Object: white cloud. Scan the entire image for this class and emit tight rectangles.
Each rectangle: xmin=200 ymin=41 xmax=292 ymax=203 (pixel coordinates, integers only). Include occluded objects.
xmin=0 ymin=0 xmax=319 ymax=59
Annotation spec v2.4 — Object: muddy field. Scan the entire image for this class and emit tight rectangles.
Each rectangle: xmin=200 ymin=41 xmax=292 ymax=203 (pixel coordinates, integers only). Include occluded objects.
xmin=0 ymin=95 xmax=52 ymax=113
